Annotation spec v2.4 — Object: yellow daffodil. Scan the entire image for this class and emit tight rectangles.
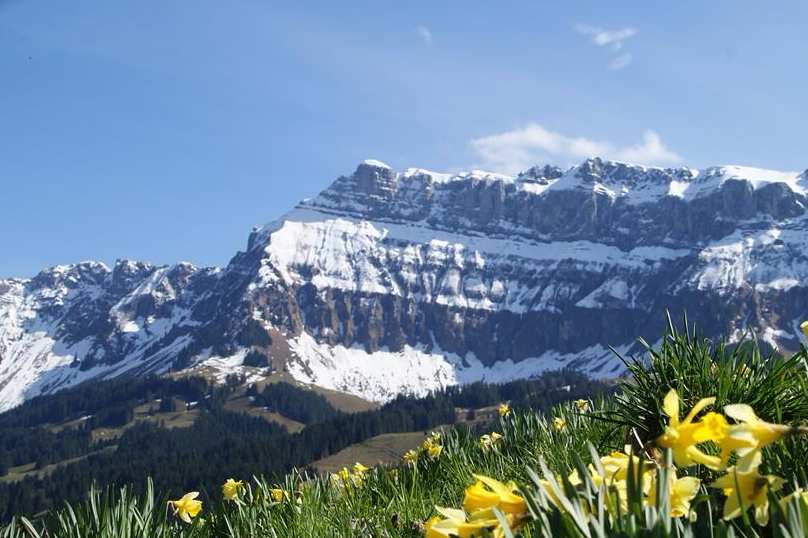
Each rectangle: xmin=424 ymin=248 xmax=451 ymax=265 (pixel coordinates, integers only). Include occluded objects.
xmin=463 ymin=474 xmax=527 ymax=516
xmin=574 ymin=399 xmax=589 ymax=411
xmin=710 ymin=466 xmax=784 ymax=526
xmin=332 ymin=466 xmax=363 ymax=490
xmin=648 ymin=470 xmax=701 ymax=519
xmin=598 ymin=448 xmax=655 ymax=485
xmin=270 ymin=488 xmax=284 ymax=502
xmin=590 ymin=448 xmax=656 ymax=510
xmin=656 ymin=389 xmax=722 ymax=470
xmin=422 ymin=434 xmax=443 ymax=453
xmin=478 ymin=432 xmax=502 ymax=452
xmin=168 ymin=492 xmax=202 ymax=523
xmin=352 ymin=462 xmax=369 ymax=475
xmin=221 ymin=479 xmax=243 ymax=502
xmin=553 ymin=417 xmax=566 ymax=431
xmin=566 ymin=447 xmax=656 ymax=514
xmin=403 ymin=449 xmax=419 ymax=465
xmin=498 ymin=403 xmax=511 ymax=417
xmin=800 ymin=320 xmax=808 ymax=339
xmin=669 ymin=476 xmax=701 ymax=519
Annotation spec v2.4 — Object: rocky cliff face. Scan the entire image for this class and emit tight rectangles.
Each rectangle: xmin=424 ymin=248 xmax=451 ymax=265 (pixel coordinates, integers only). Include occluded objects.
xmin=2 ymin=158 xmax=807 ymax=410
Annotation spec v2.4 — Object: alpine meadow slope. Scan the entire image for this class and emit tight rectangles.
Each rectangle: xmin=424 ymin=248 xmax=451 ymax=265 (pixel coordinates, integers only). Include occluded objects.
xmin=2 ymin=157 xmax=808 ymax=411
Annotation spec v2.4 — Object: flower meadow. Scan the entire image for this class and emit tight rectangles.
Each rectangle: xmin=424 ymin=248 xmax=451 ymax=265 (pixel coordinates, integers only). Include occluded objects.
xmin=2 ymin=320 xmax=808 ymax=537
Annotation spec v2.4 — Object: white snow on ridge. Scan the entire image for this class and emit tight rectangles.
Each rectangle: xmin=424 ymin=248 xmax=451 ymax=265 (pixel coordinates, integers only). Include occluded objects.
xmin=362 ymin=159 xmax=391 ymax=169
xmin=400 ymin=167 xmax=454 ymax=183
xmin=287 ymin=332 xmax=628 ymax=403
xmin=693 ymin=223 xmax=808 ymax=292
xmin=398 ymin=160 xmax=802 ymax=205
xmin=260 ymin=203 xmax=808 ymax=302
xmin=190 ymin=348 xmax=266 ymax=385
xmin=543 ymin=163 xmax=803 ymax=204
xmin=677 ymin=166 xmax=805 ymax=201
xmin=721 ymin=166 xmax=804 ymax=193
xmin=255 ymin=207 xmax=691 ymax=313
xmin=120 ymin=320 xmax=140 ymax=333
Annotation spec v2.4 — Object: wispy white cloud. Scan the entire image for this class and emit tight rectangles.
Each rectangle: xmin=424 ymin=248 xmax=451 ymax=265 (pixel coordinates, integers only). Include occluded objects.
xmin=609 ymin=53 xmax=633 ymax=70
xmin=575 ymin=24 xmax=637 ymax=70
xmin=613 ymin=130 xmax=682 ymax=165
xmin=416 ymin=25 xmax=432 ymax=45
xmin=470 ymin=123 xmax=682 ymax=175
xmin=575 ymin=24 xmax=637 ymax=51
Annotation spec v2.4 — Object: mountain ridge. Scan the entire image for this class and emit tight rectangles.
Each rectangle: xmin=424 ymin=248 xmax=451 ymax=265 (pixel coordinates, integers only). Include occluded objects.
xmin=2 ymin=157 xmax=807 ymax=411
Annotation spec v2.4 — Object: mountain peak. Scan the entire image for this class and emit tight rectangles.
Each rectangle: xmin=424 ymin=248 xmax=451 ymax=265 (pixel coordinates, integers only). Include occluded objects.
xmin=360 ymin=159 xmax=391 ymax=169
xmin=28 ymin=260 xmax=110 ymax=288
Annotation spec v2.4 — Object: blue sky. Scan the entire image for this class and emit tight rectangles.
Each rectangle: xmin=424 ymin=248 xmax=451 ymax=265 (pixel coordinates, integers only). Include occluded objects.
xmin=2 ymin=1 xmax=806 ymax=278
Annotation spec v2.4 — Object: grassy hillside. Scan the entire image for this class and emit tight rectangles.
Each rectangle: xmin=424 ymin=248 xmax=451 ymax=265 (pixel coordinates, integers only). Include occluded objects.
xmin=0 ymin=366 xmax=600 ymax=523
xmin=2 ymin=320 xmax=808 ymax=537
xmin=313 ymin=431 xmax=432 ymax=473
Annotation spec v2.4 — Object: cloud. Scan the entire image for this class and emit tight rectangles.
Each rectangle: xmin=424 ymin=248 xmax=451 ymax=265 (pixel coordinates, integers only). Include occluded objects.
xmin=575 ymin=24 xmax=637 ymax=51
xmin=575 ymin=24 xmax=637 ymax=70
xmin=608 ymin=53 xmax=632 ymax=70
xmin=470 ymin=123 xmax=682 ymax=175
xmin=613 ymin=130 xmax=682 ymax=165
xmin=416 ymin=25 xmax=432 ymax=45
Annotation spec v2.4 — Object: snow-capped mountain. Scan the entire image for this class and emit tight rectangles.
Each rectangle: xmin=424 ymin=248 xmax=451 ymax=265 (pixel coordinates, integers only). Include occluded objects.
xmin=2 ymin=157 xmax=807 ymax=411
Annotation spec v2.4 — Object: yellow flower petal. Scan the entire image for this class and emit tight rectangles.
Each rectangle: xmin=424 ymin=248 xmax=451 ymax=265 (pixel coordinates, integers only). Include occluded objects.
xmin=723 ymin=404 xmax=758 ymax=424
xmin=465 ymin=474 xmax=527 ymax=515
xmin=682 ymin=397 xmax=716 ymax=424
xmin=352 ymin=462 xmax=369 ymax=474
xmin=662 ymin=389 xmax=680 ymax=425
xmin=671 ymin=476 xmax=701 ymax=518
xmin=684 ymin=445 xmax=722 ymax=470
xmin=435 ymin=506 xmax=467 ymax=521
xmin=463 ymin=481 xmax=501 ymax=513
xmin=725 ymin=404 xmax=791 ymax=447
